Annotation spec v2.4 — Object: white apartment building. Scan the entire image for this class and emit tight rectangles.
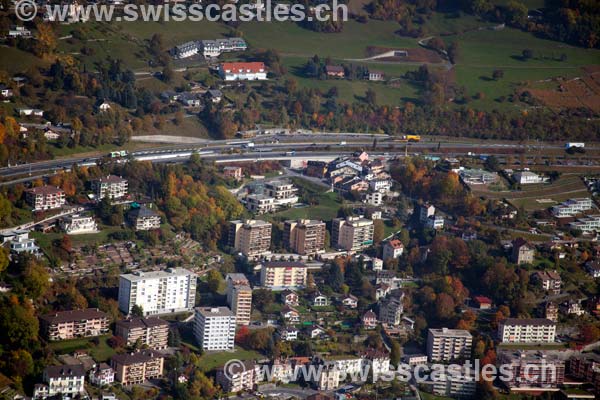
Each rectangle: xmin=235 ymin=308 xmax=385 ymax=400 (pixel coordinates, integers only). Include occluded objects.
xmin=426 ymin=215 xmax=445 ymax=230
xmin=331 ymin=216 xmax=374 ymax=251
xmin=92 ymin=175 xmax=128 ymax=200
xmin=245 ymin=194 xmax=276 ymax=214
xmin=35 ymin=365 xmax=86 ymax=399
xmin=118 ymin=268 xmax=197 ymax=316
xmin=260 ymin=261 xmax=308 ymax=289
xmin=427 ymin=328 xmax=473 ymax=362
xmin=419 ymin=203 xmax=436 ymax=222
xmin=363 ymin=191 xmax=384 ymax=206
xmin=369 ymin=178 xmax=392 ymax=193
xmin=513 ymin=170 xmax=545 ymax=184
xmin=570 ymin=215 xmax=600 ymax=234
xmin=88 ymin=363 xmax=115 ymax=387
xmin=498 ymin=318 xmax=556 ymax=343
xmin=193 ymin=307 xmax=236 ymax=351
xmin=128 ymin=206 xmax=161 ymax=231
xmin=25 ymin=186 xmax=65 ymax=211
xmin=60 ymin=213 xmax=98 ymax=235
xmin=228 ymin=219 xmax=272 ymax=256
xmin=173 ymin=41 xmax=198 ymax=59
xmin=551 ymin=198 xmax=593 ymax=217
xmin=226 ymin=273 xmax=252 ymax=326
xmin=265 ymin=180 xmax=299 ymax=207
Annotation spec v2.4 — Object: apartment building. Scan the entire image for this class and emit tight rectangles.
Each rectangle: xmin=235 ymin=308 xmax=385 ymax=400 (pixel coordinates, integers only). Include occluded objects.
xmin=218 ymin=62 xmax=267 ymax=81
xmin=570 ymin=215 xmax=600 ymax=234
xmin=498 ymin=350 xmax=565 ymax=390
xmin=118 ymin=268 xmax=197 ymax=316
xmin=115 ymin=317 xmax=170 ymax=350
xmin=228 ymin=219 xmax=272 ymax=256
xmin=60 ymin=213 xmax=98 ymax=235
xmin=245 ymin=194 xmax=275 ymax=214
xmin=498 ymin=318 xmax=556 ymax=343
xmin=419 ymin=203 xmax=436 ymax=222
xmin=25 ymin=185 xmax=65 ymax=210
xmin=128 ymin=205 xmax=161 ymax=231
xmin=34 ymin=365 xmax=86 ymax=399
xmin=426 ymin=328 xmax=473 ymax=362
xmin=92 ymin=175 xmax=128 ymax=200
xmin=430 ymin=366 xmax=476 ymax=398
xmin=225 ymin=273 xmax=252 ymax=326
xmin=265 ymin=180 xmax=299 ymax=207
xmin=331 ymin=216 xmax=374 ymax=252
xmin=569 ymin=353 xmax=600 ymax=393
xmin=223 ymin=166 xmax=243 ymax=181
xmin=193 ymin=307 xmax=236 ymax=351
xmin=534 ymin=270 xmax=562 ymax=294
xmin=382 ymin=239 xmax=404 ymax=260
xmin=283 ymin=219 xmax=326 ymax=255
xmin=378 ymin=295 xmax=404 ymax=326
xmin=511 ymin=238 xmax=535 ymax=265
xmin=39 ymin=308 xmax=110 ymax=341
xmin=216 ymin=360 xmax=259 ymax=393
xmin=111 ymin=350 xmax=164 ymax=385
xmin=260 ymin=261 xmax=308 ymax=289
xmin=551 ymin=197 xmax=593 ymax=217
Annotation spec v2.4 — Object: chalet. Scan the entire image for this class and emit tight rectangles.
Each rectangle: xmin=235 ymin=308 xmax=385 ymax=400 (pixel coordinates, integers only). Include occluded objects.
xmin=98 ymin=101 xmax=111 ymax=112
xmin=179 ymin=92 xmax=202 ymax=107
xmin=205 ymin=89 xmax=223 ymax=103
xmin=0 ymin=84 xmax=13 ymax=98
xmin=473 ymin=295 xmax=492 ymax=310
xmin=325 ymin=65 xmax=345 ymax=78
xmin=341 ymin=294 xmax=358 ymax=309
xmin=305 ymin=324 xmax=327 ymax=339
xmin=311 ymin=292 xmax=328 ymax=307
xmin=362 ymin=310 xmax=377 ymax=329
xmin=281 ymin=305 xmax=300 ymax=323
xmin=534 ymin=270 xmax=562 ymax=294
xmin=366 ymin=69 xmax=384 ymax=81
xmin=277 ymin=326 xmax=299 ymax=342
xmin=281 ymin=289 xmax=299 ymax=306
xmin=511 ymin=238 xmax=535 ymax=265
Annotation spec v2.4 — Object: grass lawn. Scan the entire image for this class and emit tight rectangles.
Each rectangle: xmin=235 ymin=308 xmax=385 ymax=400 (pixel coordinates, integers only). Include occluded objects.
xmin=270 ymin=191 xmax=341 ymax=221
xmin=32 ymin=226 xmax=124 ymax=253
xmin=197 ymin=348 xmax=264 ymax=372
xmin=49 ymin=335 xmax=116 ymax=362
xmin=0 ymin=47 xmax=48 ymax=74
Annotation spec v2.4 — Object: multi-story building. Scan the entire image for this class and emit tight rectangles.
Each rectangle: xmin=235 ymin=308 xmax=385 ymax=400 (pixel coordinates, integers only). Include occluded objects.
xmin=228 ymin=220 xmax=272 ymax=256
xmin=111 ymin=350 xmax=164 ymax=385
xmin=498 ymin=318 xmax=556 ymax=343
xmin=382 ymin=239 xmax=404 ymax=260
xmin=193 ymin=307 xmax=236 ymax=351
xmin=545 ymin=301 xmax=559 ymax=322
xmin=60 ymin=213 xmax=98 ymax=235
xmin=425 ymin=215 xmax=445 ymax=230
xmin=218 ymin=62 xmax=267 ymax=81
xmin=25 ymin=185 xmax=65 ymax=210
xmin=88 ymin=363 xmax=115 ymax=387
xmin=260 ymin=261 xmax=308 ymax=289
xmin=498 ymin=350 xmax=565 ymax=390
xmin=427 ymin=328 xmax=473 ymax=362
xmin=570 ymin=215 xmax=600 ymax=234
xmin=419 ymin=203 xmax=436 ymax=222
xmin=534 ymin=270 xmax=561 ymax=294
xmin=265 ymin=180 xmax=299 ymax=207
xmin=551 ymin=197 xmax=593 ymax=217
xmin=513 ymin=171 xmax=545 ymax=184
xmin=331 ymin=216 xmax=374 ymax=252
xmin=245 ymin=194 xmax=275 ymax=214
xmin=216 ymin=360 xmax=259 ymax=393
xmin=118 ymin=268 xmax=197 ymax=316
xmin=283 ymin=219 xmax=326 ymax=255
xmin=115 ymin=317 xmax=170 ymax=350
xmin=39 ymin=308 xmax=110 ymax=341
xmin=363 ymin=191 xmax=384 ymax=206
xmin=35 ymin=365 xmax=86 ymax=399
xmin=511 ymin=238 xmax=535 ymax=265
xmin=173 ymin=41 xmax=198 ymax=58
xmin=569 ymin=353 xmax=600 ymax=393
xmin=128 ymin=205 xmax=161 ymax=230
xmin=378 ymin=295 xmax=404 ymax=326
xmin=223 ymin=166 xmax=243 ymax=181
xmin=430 ymin=366 xmax=476 ymax=398
xmin=92 ymin=175 xmax=128 ymax=200
xmin=225 ymin=273 xmax=252 ymax=326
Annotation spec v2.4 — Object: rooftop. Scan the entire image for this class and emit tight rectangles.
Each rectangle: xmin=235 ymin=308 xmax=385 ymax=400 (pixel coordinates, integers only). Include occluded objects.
xmin=40 ymin=308 xmax=108 ymax=324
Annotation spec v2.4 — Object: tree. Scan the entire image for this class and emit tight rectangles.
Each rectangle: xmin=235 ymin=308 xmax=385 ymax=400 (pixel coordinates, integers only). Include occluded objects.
xmin=365 ymin=88 xmax=377 ymax=106
xmin=373 ymin=219 xmax=385 ymax=245
xmin=247 ymin=328 xmax=272 ymax=351
xmin=131 ymin=304 xmax=144 ymax=317
xmin=390 ymin=340 xmax=401 ymax=367
xmin=522 ymin=49 xmax=534 ymax=60
xmin=162 ymin=64 xmax=174 ymax=83
xmin=206 ymin=269 xmax=223 ymax=293
xmin=447 ymin=42 xmax=459 ymax=64
xmin=253 ymin=288 xmax=275 ymax=311
xmin=492 ymin=69 xmax=504 ymax=80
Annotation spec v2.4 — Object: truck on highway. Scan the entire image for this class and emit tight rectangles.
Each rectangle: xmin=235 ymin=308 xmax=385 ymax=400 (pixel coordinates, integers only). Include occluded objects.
xmin=242 ymin=142 xmax=255 ymax=149
xmin=110 ymin=150 xmax=128 ymax=158
xmin=285 ymin=151 xmax=296 ymax=156
xmin=340 ymin=141 xmax=347 ymax=146
xmin=565 ymin=142 xmax=585 ymax=149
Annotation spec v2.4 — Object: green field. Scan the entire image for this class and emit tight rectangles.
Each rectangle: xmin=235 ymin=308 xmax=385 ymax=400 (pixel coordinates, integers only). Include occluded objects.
xmin=48 ymin=335 xmax=116 ymax=362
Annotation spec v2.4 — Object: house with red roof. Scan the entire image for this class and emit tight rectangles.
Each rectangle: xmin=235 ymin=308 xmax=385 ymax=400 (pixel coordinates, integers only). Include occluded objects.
xmin=218 ymin=62 xmax=267 ymax=81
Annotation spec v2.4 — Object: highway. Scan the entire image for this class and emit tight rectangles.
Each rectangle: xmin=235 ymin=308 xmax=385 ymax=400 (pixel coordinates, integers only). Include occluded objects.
xmin=0 ymin=133 xmax=595 ymax=185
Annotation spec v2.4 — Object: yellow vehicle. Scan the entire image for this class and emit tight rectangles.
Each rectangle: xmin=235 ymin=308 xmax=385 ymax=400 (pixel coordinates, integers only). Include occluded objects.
xmin=403 ymin=135 xmax=421 ymax=142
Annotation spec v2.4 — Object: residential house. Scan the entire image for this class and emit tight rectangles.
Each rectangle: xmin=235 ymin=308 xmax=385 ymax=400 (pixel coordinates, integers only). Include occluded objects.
xmin=205 ymin=89 xmax=223 ymax=103
xmin=281 ymin=289 xmax=299 ymax=306
xmin=88 ymin=363 xmax=115 ymax=387
xmin=277 ymin=326 xmax=299 ymax=342
xmin=115 ymin=317 xmax=170 ymax=350
xmin=223 ymin=166 xmax=243 ymax=181
xmin=534 ymin=270 xmax=562 ymax=294
xmin=92 ymin=175 xmax=128 ymax=200
xmin=34 ymin=365 xmax=86 ymax=399
xmin=60 ymin=214 xmax=98 ymax=235
xmin=383 ymin=239 xmax=404 ymax=260
xmin=341 ymin=294 xmax=358 ymax=309
xmin=25 ymin=186 xmax=65 ymax=211
xmin=585 ymin=261 xmax=600 ymax=278
xmin=366 ymin=69 xmax=384 ymax=81
xmin=379 ymin=294 xmax=404 ymax=326
xmin=311 ymin=292 xmax=328 ymax=307
xmin=218 ymin=62 xmax=267 ymax=81
xmin=325 ymin=65 xmax=345 ymax=78
xmin=473 ymin=295 xmax=492 ymax=310
xmin=281 ymin=305 xmax=300 ymax=324
xmin=362 ymin=310 xmax=377 ymax=329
